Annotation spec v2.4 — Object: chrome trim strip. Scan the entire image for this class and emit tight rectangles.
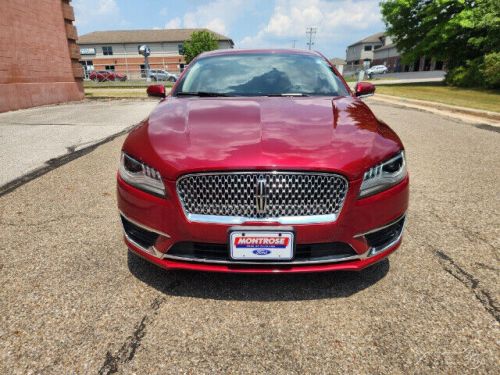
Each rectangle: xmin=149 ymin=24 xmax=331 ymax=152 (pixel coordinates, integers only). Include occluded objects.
xmin=184 ymin=213 xmax=339 ymax=225
xmin=368 ymin=216 xmax=406 ymax=256
xmin=176 ymin=171 xmax=349 ymax=225
xmin=124 ymin=233 xmax=166 ymax=259
xmin=119 ymin=211 xmax=170 ymax=238
xmin=354 ymin=214 xmax=406 ymax=237
xmin=163 ymin=253 xmax=362 ymax=266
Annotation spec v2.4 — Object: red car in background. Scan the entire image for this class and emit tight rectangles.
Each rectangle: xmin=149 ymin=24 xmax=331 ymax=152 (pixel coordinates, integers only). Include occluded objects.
xmin=89 ymin=70 xmax=127 ymax=82
xmin=117 ymin=49 xmax=409 ymax=274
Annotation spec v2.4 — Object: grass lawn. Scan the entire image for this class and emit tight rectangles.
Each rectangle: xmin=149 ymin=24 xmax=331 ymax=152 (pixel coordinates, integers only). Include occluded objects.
xmin=83 ymin=80 xmax=174 ymax=89
xmin=84 ymin=82 xmax=173 ymax=98
xmin=85 ymin=88 xmax=149 ymax=98
xmin=375 ymin=83 xmax=500 ymax=113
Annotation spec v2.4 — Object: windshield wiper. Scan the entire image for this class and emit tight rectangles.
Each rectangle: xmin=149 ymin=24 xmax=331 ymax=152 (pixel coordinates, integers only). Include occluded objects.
xmin=266 ymin=93 xmax=309 ymax=97
xmin=176 ymin=91 xmax=230 ymax=97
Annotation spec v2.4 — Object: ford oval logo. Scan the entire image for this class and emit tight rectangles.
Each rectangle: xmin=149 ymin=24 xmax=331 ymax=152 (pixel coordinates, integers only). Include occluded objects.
xmin=253 ymin=249 xmax=271 ymax=256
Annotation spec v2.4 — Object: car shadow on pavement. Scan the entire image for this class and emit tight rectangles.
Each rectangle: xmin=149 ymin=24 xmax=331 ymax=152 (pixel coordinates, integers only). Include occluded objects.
xmin=127 ymin=251 xmax=389 ymax=301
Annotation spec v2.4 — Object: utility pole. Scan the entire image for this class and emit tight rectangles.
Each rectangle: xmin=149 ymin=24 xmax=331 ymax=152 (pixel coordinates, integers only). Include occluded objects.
xmin=292 ymin=40 xmax=297 ymax=48
xmin=306 ymin=27 xmax=317 ymax=50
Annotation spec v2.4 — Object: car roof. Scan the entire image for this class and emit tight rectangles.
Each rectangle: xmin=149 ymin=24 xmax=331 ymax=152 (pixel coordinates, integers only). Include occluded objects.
xmin=198 ymin=48 xmax=322 ymax=58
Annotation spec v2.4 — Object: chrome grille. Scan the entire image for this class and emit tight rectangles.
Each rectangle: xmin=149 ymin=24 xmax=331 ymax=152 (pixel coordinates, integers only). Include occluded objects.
xmin=176 ymin=172 xmax=348 ymax=224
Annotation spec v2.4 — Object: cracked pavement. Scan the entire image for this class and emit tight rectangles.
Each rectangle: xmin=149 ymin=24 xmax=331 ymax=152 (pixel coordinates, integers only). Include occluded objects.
xmin=0 ymin=99 xmax=498 ymax=374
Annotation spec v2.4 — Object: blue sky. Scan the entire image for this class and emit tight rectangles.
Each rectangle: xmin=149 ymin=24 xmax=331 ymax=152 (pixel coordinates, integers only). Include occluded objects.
xmin=73 ymin=0 xmax=385 ymax=58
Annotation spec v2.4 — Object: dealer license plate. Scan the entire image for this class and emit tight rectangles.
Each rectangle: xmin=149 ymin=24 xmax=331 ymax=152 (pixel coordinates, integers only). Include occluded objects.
xmin=229 ymin=230 xmax=294 ymax=260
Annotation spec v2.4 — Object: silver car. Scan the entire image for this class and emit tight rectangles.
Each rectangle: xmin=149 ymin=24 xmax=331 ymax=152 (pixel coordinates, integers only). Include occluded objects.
xmin=149 ymin=69 xmax=178 ymax=82
xmin=366 ymin=65 xmax=388 ymax=76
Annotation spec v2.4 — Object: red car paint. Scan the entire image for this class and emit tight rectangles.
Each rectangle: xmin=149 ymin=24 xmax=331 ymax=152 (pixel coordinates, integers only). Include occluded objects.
xmin=117 ymin=49 xmax=409 ymax=273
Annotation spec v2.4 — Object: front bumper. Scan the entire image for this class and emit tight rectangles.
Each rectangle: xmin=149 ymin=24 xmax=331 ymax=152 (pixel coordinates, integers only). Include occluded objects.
xmin=117 ymin=174 xmax=409 ymax=273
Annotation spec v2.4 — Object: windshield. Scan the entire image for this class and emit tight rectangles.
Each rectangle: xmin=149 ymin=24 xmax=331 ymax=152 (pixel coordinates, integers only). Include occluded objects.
xmin=174 ymin=53 xmax=350 ymax=97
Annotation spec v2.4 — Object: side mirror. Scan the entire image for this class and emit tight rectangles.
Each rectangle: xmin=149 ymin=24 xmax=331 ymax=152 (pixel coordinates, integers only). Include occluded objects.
xmin=147 ymin=84 xmax=166 ymax=98
xmin=355 ymin=82 xmax=375 ymax=98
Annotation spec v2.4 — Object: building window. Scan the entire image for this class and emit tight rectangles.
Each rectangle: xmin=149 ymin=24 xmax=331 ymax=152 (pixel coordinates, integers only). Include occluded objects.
xmin=102 ymin=46 xmax=113 ymax=55
xmin=364 ymin=45 xmax=372 ymax=51
xmin=105 ymin=65 xmax=115 ymax=71
xmin=178 ymin=44 xmax=185 ymax=55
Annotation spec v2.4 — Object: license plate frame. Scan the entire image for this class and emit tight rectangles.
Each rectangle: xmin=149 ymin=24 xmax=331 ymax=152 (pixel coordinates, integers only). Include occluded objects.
xmin=229 ymin=226 xmax=295 ymax=261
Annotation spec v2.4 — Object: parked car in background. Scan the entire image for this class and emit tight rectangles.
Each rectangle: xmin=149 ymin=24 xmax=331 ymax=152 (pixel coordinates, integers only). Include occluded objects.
xmin=118 ymin=49 xmax=409 ymax=274
xmin=366 ymin=65 xmax=388 ymax=77
xmin=89 ymin=70 xmax=127 ymax=82
xmin=149 ymin=69 xmax=178 ymax=82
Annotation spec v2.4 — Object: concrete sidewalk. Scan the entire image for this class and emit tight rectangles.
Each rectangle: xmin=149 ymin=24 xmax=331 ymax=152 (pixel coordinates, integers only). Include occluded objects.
xmin=347 ymin=70 xmax=445 ymax=85
xmin=0 ymin=99 xmax=157 ymax=189
xmin=367 ymin=94 xmax=500 ymax=127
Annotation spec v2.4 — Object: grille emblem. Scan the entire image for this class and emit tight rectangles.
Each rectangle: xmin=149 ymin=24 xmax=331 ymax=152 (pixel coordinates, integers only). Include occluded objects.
xmin=255 ymin=176 xmax=268 ymax=214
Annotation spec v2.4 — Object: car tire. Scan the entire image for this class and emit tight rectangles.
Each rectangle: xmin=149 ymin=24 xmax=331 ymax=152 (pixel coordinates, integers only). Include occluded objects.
xmin=168 ymin=76 xmax=176 ymax=82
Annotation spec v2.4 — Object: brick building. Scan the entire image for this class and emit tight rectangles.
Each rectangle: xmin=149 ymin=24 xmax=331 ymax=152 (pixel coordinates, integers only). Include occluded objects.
xmin=372 ymin=42 xmax=445 ymax=72
xmin=0 ymin=0 xmax=83 ymax=112
xmin=77 ymin=29 xmax=234 ymax=79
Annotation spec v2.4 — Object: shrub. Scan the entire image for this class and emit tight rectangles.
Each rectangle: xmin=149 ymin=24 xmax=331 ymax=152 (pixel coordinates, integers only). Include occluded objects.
xmin=446 ymin=53 xmax=500 ymax=89
xmin=482 ymin=52 xmax=500 ymax=88
xmin=446 ymin=58 xmax=484 ymax=88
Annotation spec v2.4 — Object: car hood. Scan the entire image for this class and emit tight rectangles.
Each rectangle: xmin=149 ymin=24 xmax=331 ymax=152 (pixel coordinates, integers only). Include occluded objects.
xmin=124 ymin=96 xmax=402 ymax=181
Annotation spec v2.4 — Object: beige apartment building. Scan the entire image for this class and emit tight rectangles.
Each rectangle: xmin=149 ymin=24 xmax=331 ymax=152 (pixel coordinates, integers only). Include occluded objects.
xmin=345 ymin=32 xmax=385 ymax=68
xmin=346 ymin=31 xmax=445 ymax=73
xmin=77 ymin=29 xmax=234 ymax=79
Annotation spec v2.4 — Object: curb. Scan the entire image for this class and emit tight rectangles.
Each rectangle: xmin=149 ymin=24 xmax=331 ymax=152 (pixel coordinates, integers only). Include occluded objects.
xmin=372 ymin=94 xmax=500 ymax=122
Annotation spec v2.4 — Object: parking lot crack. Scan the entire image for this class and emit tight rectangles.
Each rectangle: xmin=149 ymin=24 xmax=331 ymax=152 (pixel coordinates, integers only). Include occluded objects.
xmin=435 ymin=250 xmax=500 ymax=323
xmin=97 ymin=280 xmax=181 ymax=375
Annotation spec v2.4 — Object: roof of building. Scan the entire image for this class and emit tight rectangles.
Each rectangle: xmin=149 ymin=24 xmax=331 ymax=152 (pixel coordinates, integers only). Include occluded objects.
xmin=374 ymin=43 xmax=397 ymax=52
xmin=330 ymin=57 xmax=346 ymax=65
xmin=347 ymin=32 xmax=385 ymax=47
xmin=78 ymin=29 xmax=234 ymax=45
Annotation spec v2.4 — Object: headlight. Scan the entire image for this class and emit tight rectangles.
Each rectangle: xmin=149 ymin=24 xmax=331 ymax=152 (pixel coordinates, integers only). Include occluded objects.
xmin=359 ymin=151 xmax=407 ymax=198
xmin=119 ymin=153 xmax=166 ymax=196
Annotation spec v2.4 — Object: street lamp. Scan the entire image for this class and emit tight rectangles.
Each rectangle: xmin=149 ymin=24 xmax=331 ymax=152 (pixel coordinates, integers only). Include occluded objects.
xmin=138 ymin=45 xmax=151 ymax=82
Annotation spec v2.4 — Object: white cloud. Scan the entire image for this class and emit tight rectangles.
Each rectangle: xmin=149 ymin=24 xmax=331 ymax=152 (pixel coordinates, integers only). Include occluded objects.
xmin=163 ymin=0 xmax=251 ymax=35
xmin=165 ymin=17 xmax=182 ymax=29
xmin=96 ymin=0 xmax=118 ymax=15
xmin=74 ymin=0 xmax=120 ymax=27
xmin=239 ymin=0 xmax=383 ymax=55
xmin=203 ymin=18 xmax=228 ymax=35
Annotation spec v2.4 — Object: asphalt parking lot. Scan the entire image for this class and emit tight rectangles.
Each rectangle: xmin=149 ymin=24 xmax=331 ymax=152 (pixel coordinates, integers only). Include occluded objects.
xmin=0 ymin=100 xmax=498 ymax=374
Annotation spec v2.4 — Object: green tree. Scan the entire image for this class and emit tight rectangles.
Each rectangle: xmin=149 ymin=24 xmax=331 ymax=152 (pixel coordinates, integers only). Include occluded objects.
xmin=380 ymin=0 xmax=500 ymax=87
xmin=183 ymin=30 xmax=219 ymax=64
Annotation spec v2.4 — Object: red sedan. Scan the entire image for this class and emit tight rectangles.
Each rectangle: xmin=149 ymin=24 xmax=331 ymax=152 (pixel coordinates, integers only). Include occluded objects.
xmin=89 ymin=70 xmax=127 ymax=82
xmin=117 ymin=49 xmax=409 ymax=273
